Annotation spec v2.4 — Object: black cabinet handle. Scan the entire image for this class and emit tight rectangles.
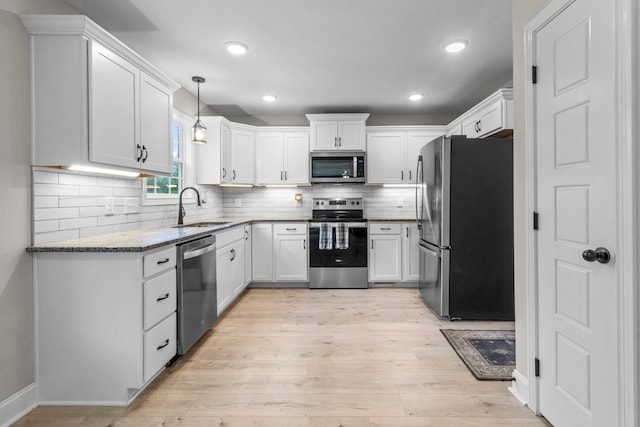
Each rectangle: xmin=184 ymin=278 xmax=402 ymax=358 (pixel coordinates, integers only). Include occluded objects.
xmin=222 ymin=168 xmax=227 ymax=178
xmin=136 ymin=144 xmax=143 ymax=162
xmin=157 ymin=258 xmax=170 ymax=265
xmin=409 ymin=170 xmax=411 ymax=181
xmin=381 ymin=227 xmax=391 ymax=231
xmin=230 ymin=248 xmax=236 ymax=261
xmin=303 ymin=239 xmax=306 ymax=250
xmin=156 ymin=339 xmax=170 ymax=351
xmin=406 ymin=227 xmax=409 ymax=238
xmin=156 ymin=293 xmax=170 ymax=302
xmin=285 ymin=171 xmax=287 ymax=181
xmin=141 ymin=145 xmax=148 ymax=162
xmin=371 ymin=240 xmax=374 ymax=250
xmin=232 ymin=170 xmax=236 ymax=180
xmin=401 ymin=170 xmax=404 ymax=180
xmin=245 ymin=230 xmax=249 ymax=240
xmin=286 ymin=228 xmax=296 ymax=231
xmin=281 ymin=171 xmax=283 ymax=181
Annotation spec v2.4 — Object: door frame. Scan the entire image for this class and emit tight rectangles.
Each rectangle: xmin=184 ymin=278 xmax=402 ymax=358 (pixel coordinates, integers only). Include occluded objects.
xmin=524 ymin=0 xmax=638 ymax=424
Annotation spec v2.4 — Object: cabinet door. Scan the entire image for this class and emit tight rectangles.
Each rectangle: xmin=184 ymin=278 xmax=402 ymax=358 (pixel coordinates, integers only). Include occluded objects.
xmin=338 ymin=120 xmax=366 ymax=150
xmin=256 ymin=133 xmax=285 ymax=184
xmin=283 ymin=133 xmax=309 ymax=184
xmin=229 ymin=241 xmax=245 ymax=297
xmin=251 ymin=223 xmax=273 ymax=281
xmin=369 ymin=235 xmax=402 ymax=281
xmin=216 ymin=248 xmax=232 ymax=315
xmin=89 ymin=40 xmax=139 ymax=169
xmin=366 ymin=132 xmax=406 ymax=184
xmin=462 ymin=100 xmax=504 ymax=138
xmin=139 ymin=72 xmax=172 ymax=174
xmin=243 ymin=225 xmax=252 ymax=286
xmin=274 ymin=235 xmax=308 ymax=281
xmin=406 ymin=131 xmax=441 ymax=184
xmin=311 ymin=121 xmax=339 ymax=150
xmin=230 ymin=129 xmax=255 ymax=184
xmin=402 ymin=223 xmax=420 ymax=281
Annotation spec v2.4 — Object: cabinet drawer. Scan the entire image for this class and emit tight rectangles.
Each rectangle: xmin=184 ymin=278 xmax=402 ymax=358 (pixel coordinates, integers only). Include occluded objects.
xmin=216 ymin=226 xmax=245 ymax=248
xmin=143 ymin=246 xmax=176 ymax=278
xmin=143 ymin=269 xmax=176 ymax=330
xmin=274 ymin=223 xmax=307 ymax=235
xmin=369 ymin=223 xmax=401 ymax=234
xmin=143 ymin=312 xmax=176 ymax=382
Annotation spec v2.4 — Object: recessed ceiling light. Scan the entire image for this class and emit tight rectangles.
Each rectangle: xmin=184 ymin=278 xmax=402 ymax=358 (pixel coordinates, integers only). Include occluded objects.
xmin=225 ymin=41 xmax=248 ymax=55
xmin=262 ymin=94 xmax=278 ymax=102
xmin=409 ymin=93 xmax=423 ymax=102
xmin=444 ymin=40 xmax=468 ymax=53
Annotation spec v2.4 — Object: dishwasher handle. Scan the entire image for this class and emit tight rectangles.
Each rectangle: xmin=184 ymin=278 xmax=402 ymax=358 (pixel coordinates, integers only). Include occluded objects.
xmin=183 ymin=242 xmax=217 ymax=260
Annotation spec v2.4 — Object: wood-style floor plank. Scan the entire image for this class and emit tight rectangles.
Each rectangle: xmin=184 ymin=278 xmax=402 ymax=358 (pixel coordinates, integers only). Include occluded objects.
xmin=13 ymin=288 xmax=550 ymax=426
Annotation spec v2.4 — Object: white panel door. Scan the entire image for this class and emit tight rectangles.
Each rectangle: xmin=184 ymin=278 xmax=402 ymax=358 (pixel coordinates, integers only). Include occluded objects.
xmin=256 ymin=133 xmax=284 ymax=184
xmin=230 ymin=129 xmax=255 ymax=184
xmin=139 ymin=72 xmax=172 ymax=174
xmin=338 ymin=121 xmax=366 ymax=150
xmin=274 ymin=236 xmax=308 ymax=281
xmin=283 ymin=133 xmax=309 ymax=184
xmin=535 ymin=0 xmax=618 ymax=425
xmin=89 ymin=40 xmax=139 ymax=169
xmin=406 ymin=131 xmax=441 ymax=183
xmin=366 ymin=132 xmax=405 ymax=184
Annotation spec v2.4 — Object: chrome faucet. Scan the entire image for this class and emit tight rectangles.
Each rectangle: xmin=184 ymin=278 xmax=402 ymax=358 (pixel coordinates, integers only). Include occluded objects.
xmin=177 ymin=186 xmax=202 ymax=225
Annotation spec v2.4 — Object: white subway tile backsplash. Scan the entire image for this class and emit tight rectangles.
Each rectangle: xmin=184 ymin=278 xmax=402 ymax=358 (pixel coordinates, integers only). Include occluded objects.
xmin=33 ymin=170 xmax=59 ymax=184
xmin=59 ymin=217 xmax=98 ymax=231
xmin=34 ymin=207 xmax=79 ymax=221
xmin=59 ymin=173 xmax=98 ymax=186
xmin=34 ymin=229 xmax=80 ymax=245
xmin=34 ymin=196 xmax=58 ymax=208
xmin=34 ymin=183 xmax=79 ymax=197
xmin=79 ymin=186 xmax=113 ymax=197
xmin=34 ymin=220 xmax=58 ymax=233
xmin=59 ymin=196 xmax=99 ymax=208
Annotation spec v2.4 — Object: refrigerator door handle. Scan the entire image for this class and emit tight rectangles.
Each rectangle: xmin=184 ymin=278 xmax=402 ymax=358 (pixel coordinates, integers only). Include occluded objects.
xmin=415 ymin=156 xmax=423 ymax=225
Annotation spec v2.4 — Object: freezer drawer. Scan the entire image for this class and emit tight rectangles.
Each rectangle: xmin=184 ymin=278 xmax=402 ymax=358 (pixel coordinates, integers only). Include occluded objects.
xmin=418 ymin=241 xmax=449 ymax=317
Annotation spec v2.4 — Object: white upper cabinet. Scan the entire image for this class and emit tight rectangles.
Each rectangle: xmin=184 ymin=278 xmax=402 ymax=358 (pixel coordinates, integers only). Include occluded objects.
xmin=22 ymin=15 xmax=178 ymax=175
xmin=256 ymin=129 xmax=309 ymax=185
xmin=306 ymin=113 xmax=369 ymax=151
xmin=445 ymin=88 xmax=513 ymax=139
xmin=196 ymin=118 xmax=255 ymax=185
xmin=366 ymin=127 xmax=444 ymax=184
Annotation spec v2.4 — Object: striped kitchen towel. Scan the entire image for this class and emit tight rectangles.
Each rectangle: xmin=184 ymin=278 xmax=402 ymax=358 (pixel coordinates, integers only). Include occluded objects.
xmin=319 ymin=223 xmax=333 ymax=250
xmin=335 ymin=222 xmax=349 ymax=250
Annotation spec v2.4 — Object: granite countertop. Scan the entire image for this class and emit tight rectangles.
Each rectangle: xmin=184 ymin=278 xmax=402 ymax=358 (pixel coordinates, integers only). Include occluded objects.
xmin=27 ymin=216 xmax=413 ymax=253
xmin=27 ymin=217 xmax=309 ymax=253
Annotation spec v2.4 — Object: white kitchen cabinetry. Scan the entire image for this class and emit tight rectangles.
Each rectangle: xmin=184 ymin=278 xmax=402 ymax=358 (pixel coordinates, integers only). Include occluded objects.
xmin=256 ymin=130 xmax=310 ymax=185
xmin=402 ymin=223 xmax=420 ymax=281
xmin=368 ymin=223 xmax=402 ymax=281
xmin=22 ymin=15 xmax=177 ymax=176
xmin=445 ymin=88 xmax=513 ymax=139
xmin=244 ymin=224 xmax=252 ymax=285
xmin=252 ymin=223 xmax=274 ymax=281
xmin=216 ymin=226 xmax=246 ymax=315
xmin=33 ymin=245 xmax=177 ymax=405
xmin=306 ymin=113 xmax=369 ymax=151
xmin=273 ymin=223 xmax=308 ymax=281
xmin=366 ymin=128 xmax=444 ymax=184
xmin=196 ymin=118 xmax=255 ymax=185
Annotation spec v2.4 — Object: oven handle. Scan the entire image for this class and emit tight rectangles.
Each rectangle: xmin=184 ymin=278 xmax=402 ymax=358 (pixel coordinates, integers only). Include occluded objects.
xmin=183 ymin=242 xmax=217 ymax=260
xmin=309 ymin=222 xmax=367 ymax=228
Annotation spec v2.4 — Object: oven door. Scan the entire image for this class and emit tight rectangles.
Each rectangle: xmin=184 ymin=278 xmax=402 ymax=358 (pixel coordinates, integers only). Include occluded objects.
xmin=309 ymin=222 xmax=367 ymax=267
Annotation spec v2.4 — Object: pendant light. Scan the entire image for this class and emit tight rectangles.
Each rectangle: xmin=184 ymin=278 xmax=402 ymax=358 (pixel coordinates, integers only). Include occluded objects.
xmin=191 ymin=76 xmax=207 ymax=144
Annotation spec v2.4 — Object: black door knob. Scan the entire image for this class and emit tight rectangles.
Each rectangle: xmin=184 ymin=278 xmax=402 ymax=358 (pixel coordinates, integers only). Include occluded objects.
xmin=582 ymin=247 xmax=611 ymax=264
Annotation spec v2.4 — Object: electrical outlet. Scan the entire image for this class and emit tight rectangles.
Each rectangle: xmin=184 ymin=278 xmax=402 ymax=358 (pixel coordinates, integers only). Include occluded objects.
xmin=234 ymin=198 xmax=242 ymax=207
xmin=396 ymin=197 xmax=404 ymax=207
xmin=124 ymin=197 xmax=140 ymax=214
xmin=104 ymin=197 xmax=114 ymax=216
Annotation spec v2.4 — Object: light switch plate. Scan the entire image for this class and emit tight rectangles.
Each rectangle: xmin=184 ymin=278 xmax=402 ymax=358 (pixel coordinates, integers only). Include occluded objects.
xmin=234 ymin=198 xmax=242 ymax=207
xmin=104 ymin=197 xmax=114 ymax=216
xmin=124 ymin=197 xmax=140 ymax=214
xmin=396 ymin=198 xmax=404 ymax=207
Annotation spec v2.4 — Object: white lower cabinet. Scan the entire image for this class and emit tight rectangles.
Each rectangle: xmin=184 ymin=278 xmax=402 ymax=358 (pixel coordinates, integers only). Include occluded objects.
xmin=244 ymin=224 xmax=252 ymax=285
xmin=402 ymin=223 xmax=420 ymax=281
xmin=216 ymin=227 xmax=246 ymax=315
xmin=252 ymin=223 xmax=274 ymax=281
xmin=273 ymin=224 xmax=308 ymax=281
xmin=368 ymin=223 xmax=402 ymax=282
xmin=33 ymin=245 xmax=177 ymax=405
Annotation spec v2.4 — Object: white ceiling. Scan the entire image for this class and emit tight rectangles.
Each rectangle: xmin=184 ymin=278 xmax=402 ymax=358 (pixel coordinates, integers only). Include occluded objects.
xmin=65 ymin=0 xmax=513 ymax=124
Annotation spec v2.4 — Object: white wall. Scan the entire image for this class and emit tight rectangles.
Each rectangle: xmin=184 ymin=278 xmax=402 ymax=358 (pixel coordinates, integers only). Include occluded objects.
xmin=511 ymin=0 xmax=553 ymax=380
xmin=0 ymin=0 xmax=78 ymax=413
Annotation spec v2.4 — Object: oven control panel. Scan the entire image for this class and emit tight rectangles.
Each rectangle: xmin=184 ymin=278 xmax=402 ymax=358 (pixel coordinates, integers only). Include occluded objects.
xmin=312 ymin=198 xmax=363 ymax=210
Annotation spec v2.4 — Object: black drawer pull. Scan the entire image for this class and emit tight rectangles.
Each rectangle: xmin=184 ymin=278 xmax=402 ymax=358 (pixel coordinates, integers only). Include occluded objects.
xmin=157 ymin=258 xmax=170 ymax=265
xmin=381 ymin=227 xmax=391 ymax=231
xmin=156 ymin=339 xmax=170 ymax=351
xmin=156 ymin=293 xmax=170 ymax=302
xmin=286 ymin=228 xmax=297 ymax=231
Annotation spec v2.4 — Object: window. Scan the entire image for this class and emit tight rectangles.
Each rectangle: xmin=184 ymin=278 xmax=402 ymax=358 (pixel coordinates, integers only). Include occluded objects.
xmin=143 ymin=110 xmax=193 ymax=203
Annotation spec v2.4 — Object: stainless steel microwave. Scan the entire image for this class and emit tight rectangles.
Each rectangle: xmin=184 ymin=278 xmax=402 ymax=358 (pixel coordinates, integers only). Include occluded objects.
xmin=310 ymin=152 xmax=365 ymax=183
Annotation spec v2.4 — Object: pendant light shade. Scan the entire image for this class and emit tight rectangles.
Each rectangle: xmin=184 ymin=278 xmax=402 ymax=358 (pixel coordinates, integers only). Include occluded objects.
xmin=191 ymin=76 xmax=207 ymax=144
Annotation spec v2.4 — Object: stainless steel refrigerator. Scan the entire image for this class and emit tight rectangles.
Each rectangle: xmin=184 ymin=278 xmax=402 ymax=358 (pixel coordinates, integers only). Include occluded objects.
xmin=415 ymin=135 xmax=514 ymax=320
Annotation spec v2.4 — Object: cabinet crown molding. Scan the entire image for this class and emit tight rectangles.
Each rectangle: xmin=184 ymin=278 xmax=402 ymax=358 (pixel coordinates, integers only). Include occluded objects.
xmin=305 ymin=113 xmax=370 ymax=122
xmin=20 ymin=14 xmax=180 ymax=92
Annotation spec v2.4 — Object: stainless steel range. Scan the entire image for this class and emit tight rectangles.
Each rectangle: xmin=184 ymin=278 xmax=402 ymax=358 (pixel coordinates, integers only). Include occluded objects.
xmin=309 ymin=198 xmax=368 ymax=289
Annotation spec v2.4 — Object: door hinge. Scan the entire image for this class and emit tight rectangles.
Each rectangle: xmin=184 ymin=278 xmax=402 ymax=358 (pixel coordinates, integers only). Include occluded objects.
xmin=533 ymin=211 xmax=539 ymax=230
xmin=532 ymin=66 xmax=538 ymax=84
xmin=535 ymin=358 xmax=540 ymax=377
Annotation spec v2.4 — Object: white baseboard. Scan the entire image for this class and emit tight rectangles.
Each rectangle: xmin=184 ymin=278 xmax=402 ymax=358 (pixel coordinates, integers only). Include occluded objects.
xmin=0 ymin=383 xmax=38 ymax=427
xmin=508 ymin=368 xmax=530 ymax=406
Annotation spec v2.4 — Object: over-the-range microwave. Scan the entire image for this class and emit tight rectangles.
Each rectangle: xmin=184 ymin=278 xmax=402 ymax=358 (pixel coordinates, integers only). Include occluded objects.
xmin=310 ymin=152 xmax=365 ymax=183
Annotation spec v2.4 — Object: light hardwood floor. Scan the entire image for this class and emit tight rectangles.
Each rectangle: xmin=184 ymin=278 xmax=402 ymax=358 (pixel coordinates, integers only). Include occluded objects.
xmin=14 ymin=288 xmax=550 ymax=426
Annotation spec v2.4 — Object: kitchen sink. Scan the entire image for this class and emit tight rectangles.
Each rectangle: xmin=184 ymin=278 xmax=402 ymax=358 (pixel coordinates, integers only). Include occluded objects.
xmin=173 ymin=221 xmax=232 ymax=228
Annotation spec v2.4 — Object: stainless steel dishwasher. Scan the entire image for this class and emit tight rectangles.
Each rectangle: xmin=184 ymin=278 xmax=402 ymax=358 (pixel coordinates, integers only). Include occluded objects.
xmin=176 ymin=234 xmax=217 ymax=355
